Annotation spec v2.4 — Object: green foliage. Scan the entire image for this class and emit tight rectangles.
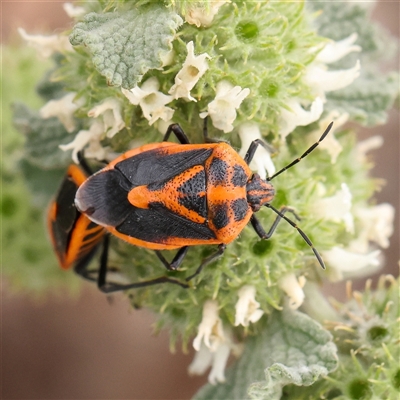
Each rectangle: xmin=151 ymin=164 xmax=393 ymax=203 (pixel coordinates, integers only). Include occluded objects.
xmin=70 ymin=6 xmax=183 ymax=88
xmin=1 ymin=47 xmax=80 ymax=293
xmin=194 ymin=307 xmax=338 ymax=400
xmin=5 ymin=0 xmax=399 ymax=397
xmin=282 ymin=276 xmax=400 ymax=399
xmin=325 ymin=72 xmax=399 ymax=126
xmin=12 ymin=102 xmax=74 ymax=169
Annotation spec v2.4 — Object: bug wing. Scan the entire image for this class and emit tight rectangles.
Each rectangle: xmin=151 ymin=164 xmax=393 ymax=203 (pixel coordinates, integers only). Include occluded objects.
xmin=75 ymin=146 xmax=216 ymax=245
xmin=50 ymin=175 xmax=79 ymax=258
xmin=114 ymin=147 xmax=213 ymax=186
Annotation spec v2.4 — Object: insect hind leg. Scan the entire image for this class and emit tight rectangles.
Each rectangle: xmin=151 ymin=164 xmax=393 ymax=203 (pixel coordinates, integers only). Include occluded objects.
xmin=95 ymin=235 xmax=189 ymax=293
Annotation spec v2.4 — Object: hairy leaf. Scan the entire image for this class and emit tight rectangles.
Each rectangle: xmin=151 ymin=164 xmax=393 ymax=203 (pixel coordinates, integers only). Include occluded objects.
xmin=193 ymin=307 xmax=338 ymax=400
xmin=70 ymin=6 xmax=183 ymax=88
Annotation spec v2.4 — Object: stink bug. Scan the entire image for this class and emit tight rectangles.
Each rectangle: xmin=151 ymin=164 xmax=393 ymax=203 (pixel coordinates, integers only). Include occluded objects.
xmin=49 ymin=155 xmax=188 ymax=292
xmin=75 ymin=122 xmax=332 ymax=288
xmin=48 ymin=161 xmax=105 ymax=280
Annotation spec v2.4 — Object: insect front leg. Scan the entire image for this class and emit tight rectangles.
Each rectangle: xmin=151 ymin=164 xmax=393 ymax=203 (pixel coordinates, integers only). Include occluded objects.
xmin=243 ymin=139 xmax=275 ymax=166
xmin=163 ymin=124 xmax=191 ymax=144
xmin=250 ymin=206 xmax=300 ymax=240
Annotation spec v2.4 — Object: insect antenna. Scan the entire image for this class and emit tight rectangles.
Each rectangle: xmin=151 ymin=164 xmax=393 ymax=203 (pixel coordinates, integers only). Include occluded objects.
xmin=268 ymin=122 xmax=333 ymax=181
xmin=265 ymin=203 xmax=325 ymax=269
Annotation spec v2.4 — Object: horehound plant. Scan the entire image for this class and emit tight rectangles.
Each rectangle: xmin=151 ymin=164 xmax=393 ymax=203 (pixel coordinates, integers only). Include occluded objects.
xmin=4 ymin=1 xmax=399 ymax=398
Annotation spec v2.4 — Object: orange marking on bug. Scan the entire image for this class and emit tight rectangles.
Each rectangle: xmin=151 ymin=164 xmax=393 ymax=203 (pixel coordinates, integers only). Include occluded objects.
xmin=128 ymin=165 xmax=207 ymax=224
xmin=65 ymin=215 xmax=105 ymax=269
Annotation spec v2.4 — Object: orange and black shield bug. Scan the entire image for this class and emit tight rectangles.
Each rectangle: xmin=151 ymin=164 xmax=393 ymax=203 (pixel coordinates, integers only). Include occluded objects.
xmin=75 ymin=122 xmax=332 ymax=288
xmin=48 ymin=162 xmax=105 ymax=278
xmin=48 ymin=156 xmax=189 ymax=292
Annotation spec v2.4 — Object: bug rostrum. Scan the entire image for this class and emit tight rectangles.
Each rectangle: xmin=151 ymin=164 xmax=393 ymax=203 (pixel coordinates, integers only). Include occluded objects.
xmin=75 ymin=122 xmax=333 ymax=290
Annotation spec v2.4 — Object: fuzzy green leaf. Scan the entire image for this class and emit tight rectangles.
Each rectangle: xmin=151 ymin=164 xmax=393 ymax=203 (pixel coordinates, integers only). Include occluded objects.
xmin=70 ymin=6 xmax=183 ymax=88
xmin=325 ymin=72 xmax=399 ymax=126
xmin=193 ymin=308 xmax=338 ymax=400
xmin=12 ymin=102 xmax=74 ymax=169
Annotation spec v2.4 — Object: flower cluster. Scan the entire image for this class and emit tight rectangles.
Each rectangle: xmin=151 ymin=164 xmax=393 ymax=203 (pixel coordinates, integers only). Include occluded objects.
xmin=9 ymin=0 xmax=397 ymax=394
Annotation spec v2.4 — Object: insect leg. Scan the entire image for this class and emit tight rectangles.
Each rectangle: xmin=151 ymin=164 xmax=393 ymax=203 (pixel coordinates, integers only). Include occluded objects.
xmin=77 ymin=151 xmax=93 ymax=176
xmin=95 ymin=236 xmax=189 ymax=292
xmin=264 ymin=204 xmax=325 ymax=269
xmin=155 ymin=247 xmax=189 ymax=271
xmin=73 ymin=249 xmax=100 ymax=283
xmin=243 ymin=139 xmax=275 ymax=166
xmin=250 ymin=206 xmax=300 ymax=239
xmin=163 ymin=124 xmax=191 ymax=144
xmin=185 ymin=244 xmax=226 ymax=282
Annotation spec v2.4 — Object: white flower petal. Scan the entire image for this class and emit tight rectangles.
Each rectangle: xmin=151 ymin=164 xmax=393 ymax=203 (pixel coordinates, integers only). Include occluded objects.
xmin=238 ymin=123 xmax=275 ymax=179
xmin=354 ymin=203 xmax=395 ymax=249
xmin=185 ymin=0 xmax=228 ymax=27
xmin=314 ymin=183 xmax=354 ymax=233
xmin=279 ymin=273 xmax=306 ymax=310
xmin=305 ymin=60 xmax=361 ymax=96
xmin=18 ymin=28 xmax=73 ymax=58
xmin=122 ymin=77 xmax=174 ymax=125
xmin=169 ymin=41 xmax=210 ymax=101
xmin=278 ymin=97 xmax=324 ymax=139
xmin=193 ymin=300 xmax=225 ymax=352
xmin=189 ymin=331 xmax=239 ymax=386
xmin=234 ymin=285 xmax=264 ymax=326
xmin=310 ymin=111 xmax=349 ymax=163
xmin=323 ymin=246 xmax=381 ymax=274
xmin=59 ymin=120 xmax=104 ymax=163
xmin=316 ymin=33 xmax=362 ymax=64
xmin=188 ymin=343 xmax=213 ymax=376
xmin=40 ymin=93 xmax=82 ymax=133
xmin=63 ymin=2 xmax=86 ymax=18
xmin=88 ymin=98 xmax=125 ymax=138
xmin=204 ymin=80 xmax=250 ymax=133
xmin=208 ymin=342 xmax=230 ymax=384
xmin=356 ymin=136 xmax=384 ymax=161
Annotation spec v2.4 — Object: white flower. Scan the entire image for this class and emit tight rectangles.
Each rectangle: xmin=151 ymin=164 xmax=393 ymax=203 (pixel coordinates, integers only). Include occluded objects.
xmin=278 ymin=97 xmax=324 ymax=139
xmin=190 ymin=300 xmax=242 ymax=385
xmin=40 ymin=93 xmax=82 ymax=133
xmin=279 ymin=273 xmax=306 ymax=310
xmin=188 ymin=341 xmax=231 ymax=385
xmin=169 ymin=41 xmax=210 ymax=101
xmin=185 ymin=0 xmax=228 ymax=27
xmin=354 ymin=203 xmax=395 ymax=250
xmin=200 ymin=80 xmax=250 ymax=133
xmin=310 ymin=111 xmax=349 ymax=163
xmin=18 ymin=28 xmax=73 ymax=58
xmin=305 ymin=33 xmax=362 ymax=100
xmin=60 ymin=98 xmax=125 ymax=162
xmin=122 ymin=77 xmax=174 ymax=125
xmin=193 ymin=300 xmax=225 ymax=352
xmin=314 ymin=183 xmax=354 ymax=233
xmin=59 ymin=119 xmax=104 ymax=163
xmin=63 ymin=2 xmax=86 ymax=18
xmin=316 ymin=33 xmax=361 ymax=64
xmin=234 ymin=285 xmax=264 ymax=326
xmin=305 ymin=60 xmax=361 ymax=99
xmin=238 ymin=123 xmax=275 ymax=179
xmin=356 ymin=136 xmax=384 ymax=161
xmin=87 ymin=98 xmax=125 ymax=138
xmin=323 ymin=245 xmax=381 ymax=281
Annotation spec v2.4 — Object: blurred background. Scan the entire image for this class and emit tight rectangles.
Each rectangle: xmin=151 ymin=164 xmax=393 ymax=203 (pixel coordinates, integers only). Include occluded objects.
xmin=2 ymin=1 xmax=399 ymax=399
